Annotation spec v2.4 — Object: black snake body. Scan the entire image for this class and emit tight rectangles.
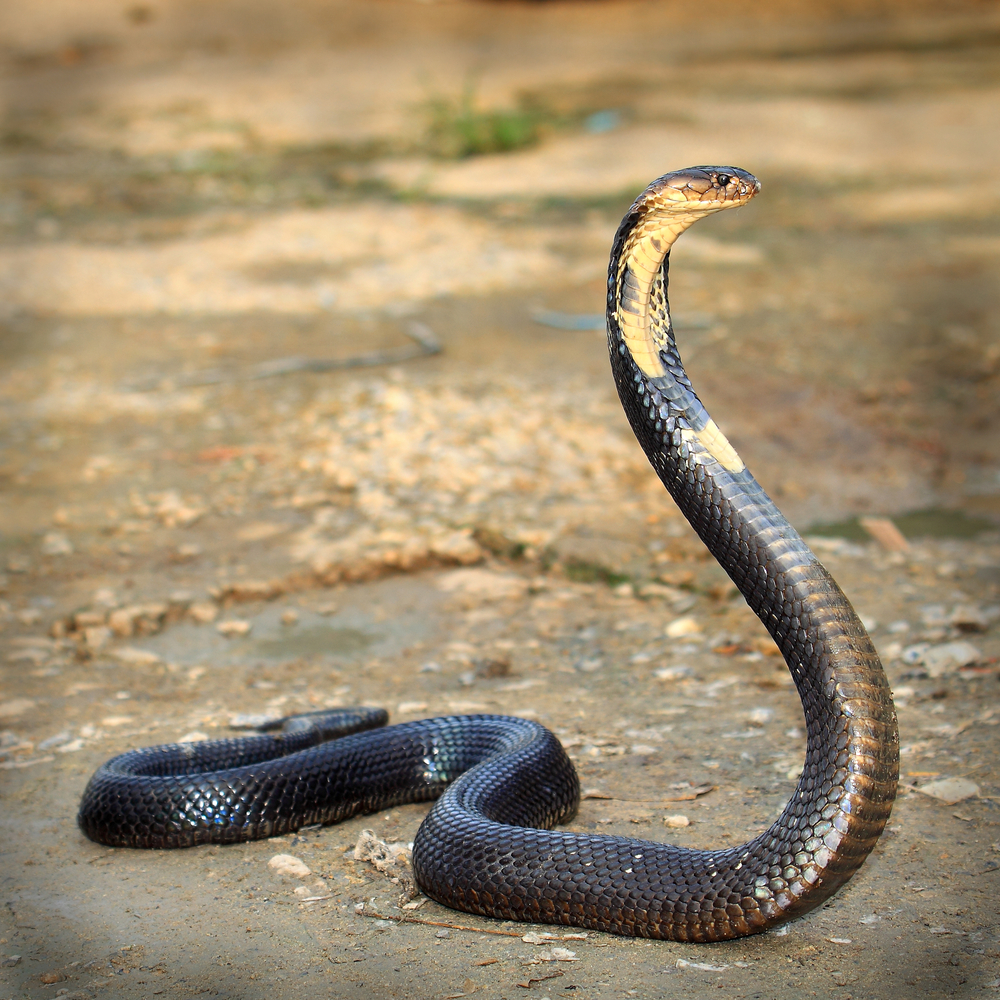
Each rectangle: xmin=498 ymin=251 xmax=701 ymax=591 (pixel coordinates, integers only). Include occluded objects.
xmin=79 ymin=166 xmax=899 ymax=942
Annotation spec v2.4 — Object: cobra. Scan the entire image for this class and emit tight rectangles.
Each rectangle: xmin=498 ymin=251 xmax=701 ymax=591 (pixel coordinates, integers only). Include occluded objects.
xmin=78 ymin=166 xmax=898 ymax=942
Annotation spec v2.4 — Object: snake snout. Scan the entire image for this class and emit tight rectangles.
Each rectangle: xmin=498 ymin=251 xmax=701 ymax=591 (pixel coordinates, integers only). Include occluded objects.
xmin=698 ymin=165 xmax=760 ymax=204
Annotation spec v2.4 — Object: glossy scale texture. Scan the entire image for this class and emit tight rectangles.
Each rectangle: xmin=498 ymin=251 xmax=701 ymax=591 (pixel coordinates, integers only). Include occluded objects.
xmin=78 ymin=168 xmax=898 ymax=941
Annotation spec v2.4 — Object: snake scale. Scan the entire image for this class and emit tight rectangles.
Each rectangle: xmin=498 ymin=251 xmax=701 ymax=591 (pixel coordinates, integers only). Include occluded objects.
xmin=79 ymin=166 xmax=899 ymax=942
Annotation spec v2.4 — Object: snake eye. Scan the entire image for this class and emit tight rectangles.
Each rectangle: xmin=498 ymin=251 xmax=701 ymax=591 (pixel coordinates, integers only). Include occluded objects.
xmin=717 ymin=174 xmax=731 ymax=187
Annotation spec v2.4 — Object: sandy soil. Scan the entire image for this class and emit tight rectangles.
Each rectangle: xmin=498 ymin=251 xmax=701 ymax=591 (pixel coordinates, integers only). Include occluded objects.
xmin=1 ymin=2 xmax=999 ymax=998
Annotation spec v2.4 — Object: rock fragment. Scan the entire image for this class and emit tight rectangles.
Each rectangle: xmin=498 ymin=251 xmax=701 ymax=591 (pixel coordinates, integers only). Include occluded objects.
xmin=921 ymin=641 xmax=982 ymax=677
xmin=217 ymin=619 xmax=252 ymax=637
xmin=354 ymin=829 xmax=416 ymax=900
xmin=912 ymin=778 xmax=979 ymax=805
xmin=188 ymin=601 xmax=220 ymax=624
xmin=105 ymin=603 xmax=168 ymax=637
xmin=108 ymin=646 xmax=162 ymax=666
xmin=213 ymin=579 xmax=284 ymax=603
xmin=665 ymin=616 xmax=701 ymax=638
xmin=949 ymin=605 xmax=994 ymax=632
xmin=269 ymin=854 xmax=311 ymax=878
xmin=83 ymin=626 xmax=111 ymax=652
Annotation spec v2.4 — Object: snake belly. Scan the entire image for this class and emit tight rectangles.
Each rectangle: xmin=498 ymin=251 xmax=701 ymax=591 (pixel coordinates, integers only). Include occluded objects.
xmin=78 ymin=166 xmax=898 ymax=942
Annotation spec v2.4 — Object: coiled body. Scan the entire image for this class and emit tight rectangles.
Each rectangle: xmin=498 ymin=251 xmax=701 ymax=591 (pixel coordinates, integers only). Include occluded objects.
xmin=79 ymin=167 xmax=898 ymax=941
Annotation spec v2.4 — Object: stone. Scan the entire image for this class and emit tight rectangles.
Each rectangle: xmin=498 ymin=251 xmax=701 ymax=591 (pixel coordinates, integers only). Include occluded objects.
xmin=108 ymin=607 xmax=138 ymax=636
xmin=921 ymin=641 xmax=981 ymax=678
xmin=217 ymin=619 xmax=252 ymax=637
xmin=188 ymin=601 xmax=219 ymax=624
xmin=949 ymin=605 xmax=992 ymax=632
xmin=83 ymin=626 xmax=111 ymax=651
xmin=215 ymin=580 xmax=284 ymax=602
xmin=665 ymin=617 xmax=701 ymax=638
xmin=913 ymin=778 xmax=979 ymax=805
xmin=107 ymin=603 xmax=168 ymax=637
xmin=427 ymin=529 xmax=484 ymax=565
xmin=109 ymin=647 xmax=162 ymax=666
xmin=269 ymin=854 xmax=311 ymax=878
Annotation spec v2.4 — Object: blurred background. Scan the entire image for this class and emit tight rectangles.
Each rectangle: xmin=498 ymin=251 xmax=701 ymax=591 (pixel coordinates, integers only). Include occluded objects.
xmin=1 ymin=0 xmax=999 ymax=571
xmin=2 ymin=3 xmax=1000 ymax=997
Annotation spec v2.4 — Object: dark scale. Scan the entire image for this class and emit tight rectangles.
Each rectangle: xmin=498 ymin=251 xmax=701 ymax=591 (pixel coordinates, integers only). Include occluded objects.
xmin=78 ymin=167 xmax=898 ymax=943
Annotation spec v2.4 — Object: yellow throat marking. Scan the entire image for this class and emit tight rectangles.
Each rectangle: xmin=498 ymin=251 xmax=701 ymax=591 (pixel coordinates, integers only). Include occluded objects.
xmin=680 ymin=420 xmax=745 ymax=474
xmin=615 ymin=214 xmax=745 ymax=475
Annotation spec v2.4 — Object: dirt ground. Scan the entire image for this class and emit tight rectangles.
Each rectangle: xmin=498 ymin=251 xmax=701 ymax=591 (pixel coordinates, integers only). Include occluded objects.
xmin=1 ymin=1 xmax=1000 ymax=998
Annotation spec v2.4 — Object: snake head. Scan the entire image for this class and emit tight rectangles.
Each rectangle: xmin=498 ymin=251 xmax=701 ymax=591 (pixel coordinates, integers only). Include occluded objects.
xmin=632 ymin=166 xmax=760 ymax=223
xmin=609 ymin=165 xmax=761 ymax=382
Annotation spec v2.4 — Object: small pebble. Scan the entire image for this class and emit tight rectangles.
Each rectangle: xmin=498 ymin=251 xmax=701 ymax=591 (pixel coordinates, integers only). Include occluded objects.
xmin=83 ymin=626 xmax=111 ymax=651
xmin=665 ymin=617 xmax=701 ymax=638
xmin=230 ymin=713 xmax=282 ymax=729
xmin=913 ymin=777 xmax=979 ymax=805
xmin=436 ymin=929 xmax=450 ymax=938
xmin=280 ymin=609 xmax=300 ymax=626
xmin=217 ymin=619 xmax=252 ymax=637
xmin=949 ymin=604 xmax=991 ymax=632
xmin=397 ymin=701 xmax=428 ymax=714
xmin=664 ymin=814 xmax=690 ymax=828
xmin=188 ymin=601 xmax=219 ymax=624
xmin=268 ymin=854 xmax=311 ymax=878
xmin=921 ymin=641 xmax=981 ymax=678
xmin=653 ymin=665 xmax=692 ymax=681
xmin=109 ymin=647 xmax=161 ymax=666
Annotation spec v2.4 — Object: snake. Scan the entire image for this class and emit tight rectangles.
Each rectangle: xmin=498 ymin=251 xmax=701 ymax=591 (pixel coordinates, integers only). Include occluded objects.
xmin=78 ymin=166 xmax=899 ymax=942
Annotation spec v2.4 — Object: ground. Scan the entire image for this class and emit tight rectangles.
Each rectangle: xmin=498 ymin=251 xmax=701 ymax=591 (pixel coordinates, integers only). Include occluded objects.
xmin=1 ymin=1 xmax=999 ymax=998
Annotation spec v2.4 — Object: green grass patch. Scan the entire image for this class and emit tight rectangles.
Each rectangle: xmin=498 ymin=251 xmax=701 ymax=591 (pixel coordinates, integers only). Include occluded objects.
xmin=423 ymin=87 xmax=549 ymax=159
xmin=562 ymin=559 xmax=631 ymax=588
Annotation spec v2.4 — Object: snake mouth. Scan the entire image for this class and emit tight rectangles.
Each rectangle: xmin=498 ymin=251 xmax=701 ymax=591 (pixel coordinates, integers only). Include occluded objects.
xmin=637 ymin=166 xmax=760 ymax=215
